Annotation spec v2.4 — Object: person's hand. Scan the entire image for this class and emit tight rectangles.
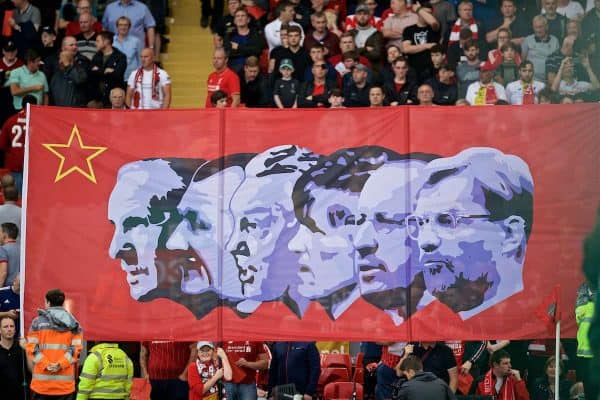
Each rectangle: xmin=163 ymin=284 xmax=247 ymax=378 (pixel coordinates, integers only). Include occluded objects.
xmin=215 ymin=368 xmax=224 ymax=380
xmin=581 ymin=53 xmax=591 ymax=68
xmin=141 ymin=370 xmax=149 ymax=380
xmin=231 ymin=42 xmax=239 ymax=50
xmin=33 ymin=84 xmax=45 ymax=92
xmin=104 ymin=67 xmax=115 ymax=74
xmin=461 ymin=360 xmax=472 ymax=374
xmin=404 ymin=344 xmax=414 ymax=355
xmin=19 ymin=337 xmax=27 ymax=350
xmin=511 ymin=369 xmax=522 ymax=381
xmin=366 ymin=362 xmax=379 ymax=372
xmin=390 ymin=101 xmax=399 ymax=106
xmin=236 ymin=357 xmax=248 ymax=367
xmin=426 ymin=42 xmax=436 ymax=49
xmin=216 ymin=347 xmax=227 ymax=359
xmin=306 ymin=95 xmax=313 ymax=100
xmin=47 ymin=362 xmax=61 ymax=373
xmin=7 ymin=309 xmax=18 ymax=319
xmin=366 ymin=46 xmax=374 ymax=52
xmin=178 ymin=372 xmax=188 ymax=381
xmin=303 ymin=395 xmax=312 ymax=400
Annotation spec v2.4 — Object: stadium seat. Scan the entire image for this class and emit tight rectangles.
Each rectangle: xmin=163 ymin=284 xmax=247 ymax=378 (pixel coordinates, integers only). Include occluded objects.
xmin=322 ymin=353 xmax=353 ymax=376
xmin=318 ymin=367 xmax=352 ymax=398
xmin=353 ymin=365 xmax=364 ymax=385
xmin=324 ymin=382 xmax=364 ymax=400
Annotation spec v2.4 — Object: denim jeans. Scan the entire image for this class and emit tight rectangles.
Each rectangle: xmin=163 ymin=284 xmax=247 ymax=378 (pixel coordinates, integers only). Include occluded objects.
xmin=224 ymin=382 xmax=258 ymax=400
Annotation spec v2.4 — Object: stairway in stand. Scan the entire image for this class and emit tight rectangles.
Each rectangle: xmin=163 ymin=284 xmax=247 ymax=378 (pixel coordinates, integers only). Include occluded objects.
xmin=163 ymin=0 xmax=215 ymax=108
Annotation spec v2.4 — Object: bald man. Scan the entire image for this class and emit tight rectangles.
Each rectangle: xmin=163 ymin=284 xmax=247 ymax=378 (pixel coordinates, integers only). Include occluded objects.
xmin=126 ymin=48 xmax=171 ymax=109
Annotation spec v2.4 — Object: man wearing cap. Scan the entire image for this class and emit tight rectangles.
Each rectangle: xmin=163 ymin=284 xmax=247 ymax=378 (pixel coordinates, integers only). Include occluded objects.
xmin=206 ymin=47 xmax=240 ymax=107
xmin=39 ymin=26 xmax=58 ymax=59
xmin=465 ymin=61 xmax=507 ymax=105
xmin=345 ymin=0 xmax=383 ymax=31
xmin=0 ymin=41 xmax=24 ymax=122
xmin=6 ymin=48 xmax=48 ymax=110
xmin=273 ymin=58 xmax=300 ymax=108
xmin=347 ymin=3 xmax=384 ymax=69
xmin=506 ymin=60 xmax=546 ymax=104
xmin=343 ymin=63 xmax=372 ymax=106
xmin=426 ymin=63 xmax=458 ymax=105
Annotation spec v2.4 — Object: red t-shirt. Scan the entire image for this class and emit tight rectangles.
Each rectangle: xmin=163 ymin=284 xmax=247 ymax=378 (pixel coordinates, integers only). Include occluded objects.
xmin=0 ymin=110 xmax=27 ymax=172
xmin=142 ymin=341 xmax=193 ymax=380
xmin=65 ymin=20 xmax=103 ymax=37
xmin=205 ymin=68 xmax=241 ymax=108
xmin=381 ymin=345 xmax=401 ymax=369
xmin=223 ymin=341 xmax=266 ymax=384
xmin=0 ymin=58 xmax=24 ymax=74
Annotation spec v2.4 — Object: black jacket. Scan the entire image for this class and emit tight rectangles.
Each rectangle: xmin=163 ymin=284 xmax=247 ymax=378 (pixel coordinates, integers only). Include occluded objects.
xmin=383 ymin=79 xmax=418 ymax=105
xmin=298 ymin=79 xmax=337 ymax=108
xmin=394 ymin=371 xmax=456 ymax=400
xmin=89 ymin=48 xmax=127 ymax=104
xmin=49 ymin=63 xmax=88 ymax=107
xmin=224 ymin=28 xmax=266 ymax=66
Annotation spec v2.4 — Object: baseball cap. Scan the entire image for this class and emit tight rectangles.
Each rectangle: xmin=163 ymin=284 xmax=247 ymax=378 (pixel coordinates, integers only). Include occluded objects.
xmin=41 ymin=26 xmax=56 ymax=36
xmin=355 ymin=4 xmax=370 ymax=13
xmin=479 ymin=61 xmax=495 ymax=71
xmin=279 ymin=58 xmax=294 ymax=71
xmin=2 ymin=40 xmax=16 ymax=52
xmin=197 ymin=341 xmax=214 ymax=350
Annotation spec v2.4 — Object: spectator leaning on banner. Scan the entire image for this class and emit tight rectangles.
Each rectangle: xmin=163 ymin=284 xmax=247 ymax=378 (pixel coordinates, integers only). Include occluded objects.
xmin=77 ymin=343 xmax=133 ymax=400
xmin=26 ymin=288 xmax=83 ymax=399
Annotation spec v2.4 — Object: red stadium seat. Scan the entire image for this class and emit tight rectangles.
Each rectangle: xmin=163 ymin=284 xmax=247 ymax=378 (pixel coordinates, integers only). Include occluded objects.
xmin=324 ymin=382 xmax=364 ymax=400
xmin=353 ymin=365 xmax=364 ymax=385
xmin=318 ymin=367 xmax=352 ymax=398
xmin=321 ymin=353 xmax=353 ymax=376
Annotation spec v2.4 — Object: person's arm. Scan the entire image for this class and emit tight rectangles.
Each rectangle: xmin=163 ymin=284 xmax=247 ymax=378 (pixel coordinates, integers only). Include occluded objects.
xmin=448 ymin=366 xmax=458 ymax=393
xmin=0 ymin=261 xmax=7 ymax=286
xmin=304 ymin=343 xmax=321 ymax=399
xmin=188 ymin=362 xmax=205 ymax=396
xmin=512 ymin=370 xmax=530 ymax=400
xmin=414 ymin=3 xmax=440 ymax=30
xmin=521 ymin=38 xmax=529 ymax=61
xmin=401 ymin=39 xmax=436 ymax=54
xmin=203 ymin=366 xmax=225 ymax=394
xmin=78 ymin=352 xmax=100 ymax=399
xmin=161 ymin=84 xmax=172 ymax=108
xmin=146 ymin=27 xmax=157 ymax=58
xmin=140 ymin=343 xmax=149 ymax=379
xmin=125 ymin=86 xmax=134 ymax=107
xmin=382 ymin=19 xmax=403 ymax=39
xmin=67 ymin=65 xmax=88 ymax=85
xmin=487 ymin=340 xmax=510 ymax=353
xmin=9 ymin=83 xmax=44 ymax=97
xmin=43 ymin=93 xmax=49 ymax=105
xmin=461 ymin=341 xmax=487 ymax=374
xmin=581 ymin=54 xmax=600 ymax=90
xmin=179 ymin=343 xmax=197 ymax=381
xmin=217 ymin=347 xmax=233 ymax=381
xmin=486 ymin=18 xmax=512 ymax=43
xmin=273 ymin=94 xmax=284 ymax=108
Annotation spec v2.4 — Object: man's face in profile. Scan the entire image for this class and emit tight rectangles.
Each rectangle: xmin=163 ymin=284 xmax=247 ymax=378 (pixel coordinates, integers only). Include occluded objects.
xmin=355 ymin=162 xmax=423 ymax=296
xmin=288 ymin=187 xmax=359 ymax=299
xmin=411 ymin=174 xmax=503 ymax=312
xmin=165 ymin=167 xmax=244 ymax=299
xmin=108 ymin=167 xmax=181 ymax=300
xmin=228 ymin=179 xmax=295 ymax=300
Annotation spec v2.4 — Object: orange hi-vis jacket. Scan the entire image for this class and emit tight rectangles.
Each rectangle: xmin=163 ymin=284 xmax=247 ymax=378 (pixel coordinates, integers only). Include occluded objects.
xmin=26 ymin=307 xmax=83 ymax=395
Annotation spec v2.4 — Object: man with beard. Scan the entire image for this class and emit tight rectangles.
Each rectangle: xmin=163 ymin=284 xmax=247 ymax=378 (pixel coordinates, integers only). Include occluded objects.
xmin=506 ymin=60 xmax=546 ymax=104
xmin=164 ymin=154 xmax=255 ymax=318
xmin=108 ymin=158 xmax=204 ymax=305
xmin=288 ymin=146 xmax=401 ymax=320
xmin=354 ymin=157 xmax=437 ymax=326
xmin=348 ymin=3 xmax=384 ymax=71
xmin=238 ymin=56 xmax=270 ymax=107
xmin=465 ymin=61 xmax=507 ymax=105
xmin=407 ymin=147 xmax=533 ymax=320
xmin=227 ymin=146 xmax=319 ymax=316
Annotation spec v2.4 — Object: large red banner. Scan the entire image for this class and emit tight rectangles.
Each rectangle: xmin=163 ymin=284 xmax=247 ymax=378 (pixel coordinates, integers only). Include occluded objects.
xmin=23 ymin=105 xmax=599 ymax=341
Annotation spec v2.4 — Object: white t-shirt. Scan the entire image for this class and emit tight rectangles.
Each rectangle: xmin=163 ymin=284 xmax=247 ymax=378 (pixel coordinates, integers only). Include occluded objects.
xmin=465 ymin=81 xmax=508 ymax=105
xmin=558 ymin=79 xmax=592 ymax=95
xmin=127 ymin=67 xmax=171 ymax=109
xmin=264 ymin=19 xmax=304 ymax=52
xmin=542 ymin=1 xmax=585 ymax=19
xmin=506 ymin=80 xmax=546 ymax=104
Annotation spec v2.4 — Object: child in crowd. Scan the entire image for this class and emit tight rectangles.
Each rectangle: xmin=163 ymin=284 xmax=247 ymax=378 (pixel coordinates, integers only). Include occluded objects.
xmin=494 ymin=42 xmax=521 ymax=86
xmin=328 ymin=88 xmax=345 ymax=108
xmin=188 ymin=341 xmax=232 ymax=400
xmin=273 ymin=59 xmax=299 ymax=108
xmin=210 ymin=90 xmax=229 ymax=108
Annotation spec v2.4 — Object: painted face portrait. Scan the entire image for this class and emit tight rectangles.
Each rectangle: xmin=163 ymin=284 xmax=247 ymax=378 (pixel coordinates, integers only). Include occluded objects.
xmin=108 ymin=159 xmax=199 ymax=301
xmin=410 ymin=148 xmax=533 ymax=318
xmin=166 ymin=159 xmax=248 ymax=301
xmin=355 ymin=159 xmax=433 ymax=317
xmin=227 ymin=146 xmax=318 ymax=304
xmin=288 ymin=186 xmax=360 ymax=299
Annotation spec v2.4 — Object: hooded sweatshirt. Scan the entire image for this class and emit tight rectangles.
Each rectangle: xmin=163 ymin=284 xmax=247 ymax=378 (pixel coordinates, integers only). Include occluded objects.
xmin=395 ymin=371 xmax=456 ymax=400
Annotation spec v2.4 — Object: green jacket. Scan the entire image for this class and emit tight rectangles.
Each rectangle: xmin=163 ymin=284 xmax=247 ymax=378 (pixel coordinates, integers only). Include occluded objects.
xmin=576 ymin=299 xmax=594 ymax=359
xmin=77 ymin=343 xmax=133 ymax=400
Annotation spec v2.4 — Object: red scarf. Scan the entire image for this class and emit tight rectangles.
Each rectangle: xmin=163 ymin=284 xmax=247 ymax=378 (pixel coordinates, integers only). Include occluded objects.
xmin=448 ymin=18 xmax=478 ymax=45
xmin=522 ymin=82 xmax=535 ymax=104
xmin=481 ymin=369 xmax=516 ymax=400
xmin=132 ymin=64 xmax=160 ymax=108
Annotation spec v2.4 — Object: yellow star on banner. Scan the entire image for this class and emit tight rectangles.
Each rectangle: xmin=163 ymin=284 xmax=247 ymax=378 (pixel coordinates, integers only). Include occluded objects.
xmin=42 ymin=124 xmax=108 ymax=184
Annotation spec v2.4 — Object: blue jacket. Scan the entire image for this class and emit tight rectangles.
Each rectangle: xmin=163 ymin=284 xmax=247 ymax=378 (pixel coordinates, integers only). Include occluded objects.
xmin=268 ymin=342 xmax=321 ymax=396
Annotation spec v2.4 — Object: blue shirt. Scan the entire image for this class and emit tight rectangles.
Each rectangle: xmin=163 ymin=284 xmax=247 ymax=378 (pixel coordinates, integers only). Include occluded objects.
xmin=5 ymin=65 xmax=48 ymax=109
xmin=114 ymin=34 xmax=142 ymax=80
xmin=0 ymin=286 xmax=20 ymax=333
xmin=102 ymin=0 xmax=156 ymax=48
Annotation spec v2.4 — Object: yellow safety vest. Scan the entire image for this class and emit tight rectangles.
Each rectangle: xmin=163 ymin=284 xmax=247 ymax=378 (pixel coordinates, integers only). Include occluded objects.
xmin=576 ymin=301 xmax=594 ymax=358
xmin=77 ymin=343 xmax=133 ymax=400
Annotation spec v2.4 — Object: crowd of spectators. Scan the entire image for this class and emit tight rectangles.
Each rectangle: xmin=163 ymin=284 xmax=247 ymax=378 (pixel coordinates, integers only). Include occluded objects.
xmin=201 ymin=0 xmax=600 ymax=107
